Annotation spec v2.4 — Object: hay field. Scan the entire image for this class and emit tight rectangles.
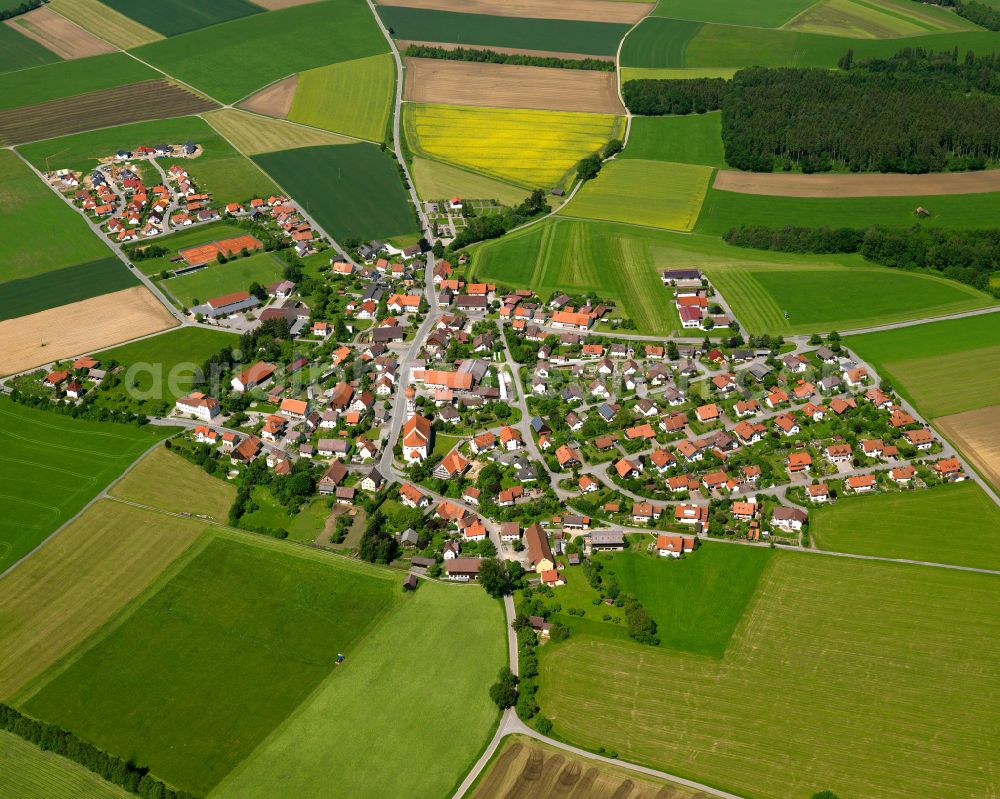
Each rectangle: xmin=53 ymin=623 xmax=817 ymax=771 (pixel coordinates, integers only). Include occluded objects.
xmin=0 ymin=286 xmax=178 ymax=376
xmin=47 ymin=0 xmax=162 ymax=48
xmin=785 ymin=0 xmax=976 ymax=37
xmin=0 ymin=499 xmax=204 ymax=700
xmin=405 ymin=103 xmax=623 ymax=188
xmin=562 ymin=159 xmax=712 ymax=231
xmin=404 ymin=58 xmax=625 ymax=114
xmin=411 ymin=156 xmax=527 ymax=206
xmin=7 ymin=6 xmax=115 ymax=60
xmin=212 ymin=579 xmax=506 ymax=799
xmin=0 ymin=730 xmax=130 ymax=799
xmin=376 ymin=0 xmax=653 ymax=23
xmin=22 ymin=535 xmax=399 ymax=796
xmin=289 ymin=53 xmax=395 ymax=141
xmin=240 ymin=75 xmax=297 ymax=118
xmin=652 ymin=0 xmax=815 ymax=26
xmin=472 ymin=736 xmax=704 ymax=799
xmin=205 ymin=108 xmax=351 ymax=155
xmin=936 ymin=406 xmax=1000 ymax=491
xmin=812 ymin=482 xmax=1000 ymax=568
xmin=537 ymin=552 xmax=1000 ymax=799
xmin=712 ymin=167 xmax=1000 ymax=197
xmin=620 ymin=113 xmax=725 ymax=166
xmin=109 ymin=446 xmax=235 ymax=520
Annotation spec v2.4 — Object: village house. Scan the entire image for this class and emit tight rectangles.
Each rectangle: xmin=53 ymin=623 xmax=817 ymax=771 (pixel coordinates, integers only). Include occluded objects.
xmin=174 ymin=391 xmax=220 ymax=421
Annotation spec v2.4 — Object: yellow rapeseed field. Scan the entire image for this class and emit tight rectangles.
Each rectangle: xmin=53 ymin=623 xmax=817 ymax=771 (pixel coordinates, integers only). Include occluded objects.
xmin=404 ymin=103 xmax=624 ymax=189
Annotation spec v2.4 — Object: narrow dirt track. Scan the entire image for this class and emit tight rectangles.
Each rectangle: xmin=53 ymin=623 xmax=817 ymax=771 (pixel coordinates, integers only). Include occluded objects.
xmin=713 ymin=168 xmax=1000 ymax=197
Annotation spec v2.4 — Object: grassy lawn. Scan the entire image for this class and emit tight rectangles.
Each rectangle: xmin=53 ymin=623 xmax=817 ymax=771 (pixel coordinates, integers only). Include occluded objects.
xmin=433 ymin=432 xmax=463 ymax=458
xmin=620 ymin=113 xmax=725 ymax=167
xmin=537 ymin=552 xmax=1000 ymax=799
xmin=562 ymin=159 xmax=713 ymax=232
xmin=652 ymin=0 xmax=816 ymax=27
xmin=101 ymin=0 xmax=262 ymax=37
xmin=0 ymin=150 xmax=110 ymax=285
xmin=0 ymin=729 xmax=130 ymax=799
xmin=109 ymin=445 xmax=235 ymax=521
xmin=0 ymin=500 xmax=206 ymax=701
xmin=601 ymin=543 xmax=772 ymax=657
xmin=165 ymin=252 xmax=284 ymax=307
xmin=847 ymin=313 xmax=1000 ymax=417
xmin=811 ymin=482 xmax=1000 ymax=569
xmin=285 ymin=497 xmax=335 ymax=544
xmin=254 ymin=143 xmax=420 ymax=241
xmin=289 ymin=53 xmax=395 ymax=142
xmin=22 ymin=534 xmax=399 ymax=796
xmin=410 ymin=156 xmax=527 ymax=206
xmin=0 ymin=398 xmax=173 ymax=574
xmin=239 ymin=485 xmax=296 ymax=532
xmin=212 ymin=579 xmax=506 ymax=799
xmin=405 ymin=103 xmax=624 ymax=190
xmin=0 ymin=52 xmax=156 ymax=111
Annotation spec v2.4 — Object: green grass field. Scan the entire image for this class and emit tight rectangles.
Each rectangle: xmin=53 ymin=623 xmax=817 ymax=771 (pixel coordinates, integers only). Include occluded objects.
xmin=212 ymin=579 xmax=506 ymax=799
xmin=109 ymin=445 xmax=235 ymax=520
xmin=601 ymin=544 xmax=772 ymax=657
xmin=562 ymin=159 xmax=713 ymax=231
xmin=377 ymin=6 xmax=629 ymax=56
xmin=847 ymin=313 xmax=1000 ymax=416
xmin=253 ymin=143 xmax=420 ymax=241
xmin=652 ymin=0 xmax=815 ymax=27
xmin=0 ymin=23 xmax=60 ymax=74
xmin=17 ymin=116 xmax=277 ymax=203
xmin=131 ymin=0 xmax=389 ymax=104
xmin=0 ymin=730 xmax=130 ymax=799
xmin=620 ymin=18 xmax=704 ymax=68
xmin=537 ymin=552 xmax=1000 ymax=799
xmin=22 ymin=535 xmax=398 ymax=796
xmin=411 ymin=156 xmax=528 ymax=206
xmin=165 ymin=252 xmax=284 ymax=307
xmin=696 ymin=186 xmax=1000 ymax=235
xmin=0 ymin=500 xmax=206 ymax=700
xmin=811 ymin=482 xmax=1000 ymax=569
xmin=0 ymin=259 xmax=137 ymax=321
xmin=0 ymin=398 xmax=172 ymax=574
xmin=101 ymin=0 xmax=262 ymax=37
xmin=0 ymin=52 xmax=156 ymax=111
xmin=0 ymin=150 xmax=110 ymax=285
xmin=289 ymin=53 xmax=395 ymax=142
xmin=621 ymin=113 xmax=725 ymax=167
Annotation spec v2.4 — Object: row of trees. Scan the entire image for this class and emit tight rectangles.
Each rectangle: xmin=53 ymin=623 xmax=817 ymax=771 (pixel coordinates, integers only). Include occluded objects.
xmin=621 ymin=78 xmax=728 ymax=116
xmin=7 ymin=387 xmax=148 ymax=426
xmin=0 ymin=0 xmax=42 ymax=20
xmin=0 ymin=704 xmax=194 ymax=799
xmin=402 ymin=44 xmax=615 ymax=72
xmin=924 ymin=0 xmax=1000 ymax=30
xmin=723 ymin=224 xmax=1000 ymax=293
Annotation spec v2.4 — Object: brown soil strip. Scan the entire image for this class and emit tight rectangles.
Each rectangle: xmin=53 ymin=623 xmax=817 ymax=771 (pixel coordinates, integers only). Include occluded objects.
xmin=404 ymin=57 xmax=624 ymax=114
xmin=397 ymin=39 xmax=615 ymax=62
xmin=0 ymin=79 xmax=218 ymax=147
xmin=935 ymin=406 xmax=1000 ymax=491
xmin=5 ymin=6 xmax=114 ymax=59
xmin=0 ymin=286 xmax=177 ymax=376
xmin=240 ymin=75 xmax=298 ymax=119
xmin=379 ymin=0 xmax=652 ymax=23
xmin=713 ymin=168 xmax=1000 ymax=198
xmin=251 ymin=0 xmax=321 ymax=7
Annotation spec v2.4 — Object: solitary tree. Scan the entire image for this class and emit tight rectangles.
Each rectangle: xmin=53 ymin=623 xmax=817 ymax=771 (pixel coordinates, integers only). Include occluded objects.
xmin=489 ymin=668 xmax=519 ymax=709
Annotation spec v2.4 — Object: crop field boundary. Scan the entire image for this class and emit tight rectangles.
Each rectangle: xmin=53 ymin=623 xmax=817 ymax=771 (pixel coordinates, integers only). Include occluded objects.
xmin=713 ymin=167 xmax=1000 ymax=197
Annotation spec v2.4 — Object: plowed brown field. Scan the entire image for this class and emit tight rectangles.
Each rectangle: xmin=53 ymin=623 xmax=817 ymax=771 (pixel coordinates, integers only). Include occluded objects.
xmin=240 ymin=75 xmax=297 ymax=118
xmin=6 ymin=6 xmax=114 ymax=60
xmin=378 ymin=0 xmax=653 ymax=23
xmin=404 ymin=58 xmax=624 ymax=114
xmin=713 ymin=168 xmax=1000 ymax=197
xmin=936 ymin=406 xmax=1000 ymax=491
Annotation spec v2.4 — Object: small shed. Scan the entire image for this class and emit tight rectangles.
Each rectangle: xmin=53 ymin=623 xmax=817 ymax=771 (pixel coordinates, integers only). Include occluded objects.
xmin=403 ymin=574 xmax=419 ymax=591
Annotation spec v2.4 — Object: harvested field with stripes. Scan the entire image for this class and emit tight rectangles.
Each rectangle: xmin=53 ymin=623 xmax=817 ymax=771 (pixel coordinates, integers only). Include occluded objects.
xmin=377 ymin=0 xmax=653 ymax=23
xmin=6 ymin=6 xmax=115 ymax=60
xmin=205 ymin=109 xmax=351 ymax=155
xmin=713 ymin=167 xmax=1000 ymax=197
xmin=935 ymin=406 xmax=1000 ymax=491
xmin=0 ymin=730 xmax=130 ymax=798
xmin=404 ymin=58 xmax=625 ymax=114
xmin=47 ymin=0 xmax=163 ymax=49
xmin=240 ymin=75 xmax=297 ymax=118
xmin=0 ymin=79 xmax=217 ymax=147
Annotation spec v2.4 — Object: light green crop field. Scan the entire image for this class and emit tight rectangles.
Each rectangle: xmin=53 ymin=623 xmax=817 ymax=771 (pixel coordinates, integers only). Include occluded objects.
xmin=696 ymin=186 xmax=1000 ymax=234
xmin=405 ymin=103 xmax=624 ymax=189
xmin=411 ymin=156 xmax=527 ymax=206
xmin=0 ymin=398 xmax=172 ymax=575
xmin=811 ymin=482 xmax=1000 ymax=569
xmin=0 ymin=150 xmax=108 ymax=284
xmin=17 ymin=116 xmax=277 ymax=204
xmin=289 ymin=53 xmax=395 ymax=142
xmin=130 ymin=0 xmax=389 ymax=104
xmin=0 ymin=729 xmax=130 ymax=799
xmin=0 ymin=52 xmax=156 ymax=111
xmin=0 ymin=499 xmax=206 ymax=701
xmin=847 ymin=313 xmax=1000 ymax=417
xmin=562 ymin=159 xmax=713 ymax=231
xmin=22 ymin=534 xmax=399 ymax=796
xmin=620 ymin=67 xmax=738 ymax=82
xmin=537 ymin=552 xmax=1000 ymax=799
xmin=785 ymin=0 xmax=979 ymax=38
xmin=621 ymin=113 xmax=725 ymax=167
xmin=652 ymin=0 xmax=815 ymax=27
xmin=0 ymin=23 xmax=60 ymax=75
xmin=165 ymin=251 xmax=284 ymax=307
xmin=109 ymin=445 xmax=235 ymax=520
xmin=212 ymin=580 xmax=506 ymax=799
xmin=601 ymin=544 xmax=772 ymax=657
